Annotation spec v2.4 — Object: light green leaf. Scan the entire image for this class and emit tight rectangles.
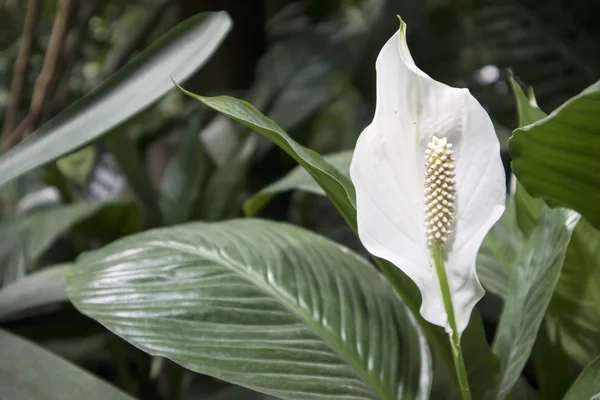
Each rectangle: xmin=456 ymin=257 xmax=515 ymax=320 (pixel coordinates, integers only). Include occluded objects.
xmin=177 ymin=87 xmax=358 ymax=232
xmin=0 ymin=202 xmax=124 ymax=286
xmin=0 ymin=12 xmax=232 ymax=190
xmin=563 ymin=356 xmax=600 ymax=400
xmin=244 ymin=150 xmax=352 ymax=216
xmin=510 ymin=80 xmax=600 ymax=230
xmin=0 ymin=264 xmax=67 ymax=321
xmin=492 ymin=208 xmax=576 ymax=399
xmin=56 ymin=146 xmax=97 ymax=186
xmin=66 ymin=219 xmax=432 ymax=400
xmin=0 ymin=329 xmax=134 ymax=400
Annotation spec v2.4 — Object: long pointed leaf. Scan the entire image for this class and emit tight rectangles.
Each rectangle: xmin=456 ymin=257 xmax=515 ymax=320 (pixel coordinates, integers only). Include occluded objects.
xmin=0 ymin=12 xmax=232 ymax=189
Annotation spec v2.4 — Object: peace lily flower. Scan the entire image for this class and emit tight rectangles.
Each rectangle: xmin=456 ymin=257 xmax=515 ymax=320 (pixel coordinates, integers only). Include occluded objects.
xmin=350 ymin=20 xmax=505 ymax=336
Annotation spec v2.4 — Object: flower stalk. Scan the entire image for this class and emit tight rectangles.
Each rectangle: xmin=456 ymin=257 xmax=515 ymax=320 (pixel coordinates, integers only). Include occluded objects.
xmin=432 ymin=245 xmax=472 ymax=400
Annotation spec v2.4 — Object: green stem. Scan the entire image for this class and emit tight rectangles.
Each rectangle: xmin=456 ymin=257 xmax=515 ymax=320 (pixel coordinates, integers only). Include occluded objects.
xmin=432 ymin=245 xmax=472 ymax=400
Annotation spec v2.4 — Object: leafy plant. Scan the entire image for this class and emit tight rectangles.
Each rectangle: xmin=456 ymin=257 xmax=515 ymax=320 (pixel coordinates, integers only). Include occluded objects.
xmin=1 ymin=2 xmax=600 ymax=400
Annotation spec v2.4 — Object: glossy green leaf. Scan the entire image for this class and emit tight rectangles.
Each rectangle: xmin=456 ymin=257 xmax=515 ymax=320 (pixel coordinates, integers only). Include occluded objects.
xmin=56 ymin=146 xmax=97 ymax=186
xmin=0 ymin=264 xmax=67 ymax=321
xmin=0 ymin=12 xmax=232 ymax=190
xmin=563 ymin=355 xmax=600 ymax=400
xmin=244 ymin=150 xmax=352 ymax=216
xmin=177 ymin=86 xmax=358 ymax=232
xmin=66 ymin=219 xmax=432 ymax=400
xmin=159 ymin=131 xmax=213 ymax=224
xmin=492 ymin=208 xmax=576 ymax=399
xmin=510 ymin=80 xmax=600 ymax=229
xmin=0 ymin=329 xmax=134 ymax=400
xmin=0 ymin=202 xmax=125 ymax=286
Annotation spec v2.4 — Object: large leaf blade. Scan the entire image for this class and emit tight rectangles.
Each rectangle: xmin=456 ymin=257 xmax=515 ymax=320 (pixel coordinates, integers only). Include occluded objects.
xmin=0 ymin=329 xmax=134 ymax=400
xmin=66 ymin=219 xmax=431 ymax=400
xmin=0 ymin=12 xmax=232 ymax=189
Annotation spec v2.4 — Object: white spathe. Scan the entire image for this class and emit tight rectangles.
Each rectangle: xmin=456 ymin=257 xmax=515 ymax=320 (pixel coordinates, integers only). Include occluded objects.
xmin=350 ymin=21 xmax=506 ymax=335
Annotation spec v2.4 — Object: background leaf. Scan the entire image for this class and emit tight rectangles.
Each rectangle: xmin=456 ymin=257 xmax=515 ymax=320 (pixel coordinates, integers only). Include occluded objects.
xmin=508 ymin=77 xmax=546 ymax=237
xmin=104 ymin=130 xmax=162 ymax=226
xmin=492 ymin=208 xmax=576 ymax=399
xmin=244 ymin=150 xmax=352 ymax=216
xmin=476 ymin=199 xmax=521 ymax=299
xmin=66 ymin=219 xmax=431 ymax=400
xmin=159 ymin=130 xmax=213 ymax=225
xmin=177 ymin=88 xmax=358 ymax=231
xmin=0 ymin=329 xmax=134 ymax=400
xmin=0 ymin=11 xmax=232 ymax=190
xmin=0 ymin=202 xmax=125 ymax=286
xmin=56 ymin=146 xmax=97 ymax=186
xmin=549 ymin=219 xmax=600 ymax=365
xmin=563 ymin=356 xmax=600 ymax=400
xmin=510 ymin=77 xmax=600 ymax=367
xmin=0 ymin=264 xmax=67 ymax=321
xmin=510 ymin=80 xmax=600 ymax=229
xmin=194 ymin=140 xmax=251 ymax=222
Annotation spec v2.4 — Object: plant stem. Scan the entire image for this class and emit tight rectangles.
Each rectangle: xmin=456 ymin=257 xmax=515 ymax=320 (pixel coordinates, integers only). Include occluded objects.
xmin=432 ymin=245 xmax=472 ymax=400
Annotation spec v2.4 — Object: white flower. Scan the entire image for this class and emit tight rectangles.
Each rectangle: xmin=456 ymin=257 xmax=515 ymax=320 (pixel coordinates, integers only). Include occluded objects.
xmin=350 ymin=20 xmax=505 ymax=335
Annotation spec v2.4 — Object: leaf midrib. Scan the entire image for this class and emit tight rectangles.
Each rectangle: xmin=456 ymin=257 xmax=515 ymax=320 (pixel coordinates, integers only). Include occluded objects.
xmin=153 ymin=240 xmax=390 ymax=400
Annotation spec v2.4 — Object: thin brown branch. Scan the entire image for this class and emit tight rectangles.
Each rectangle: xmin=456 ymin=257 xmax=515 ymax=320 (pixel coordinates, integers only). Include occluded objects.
xmin=1 ymin=0 xmax=41 ymax=137
xmin=44 ymin=0 xmax=101 ymax=119
xmin=21 ymin=0 xmax=73 ymax=139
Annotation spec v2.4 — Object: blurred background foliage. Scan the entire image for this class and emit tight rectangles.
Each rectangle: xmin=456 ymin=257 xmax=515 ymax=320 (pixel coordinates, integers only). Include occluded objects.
xmin=0 ymin=0 xmax=599 ymax=398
